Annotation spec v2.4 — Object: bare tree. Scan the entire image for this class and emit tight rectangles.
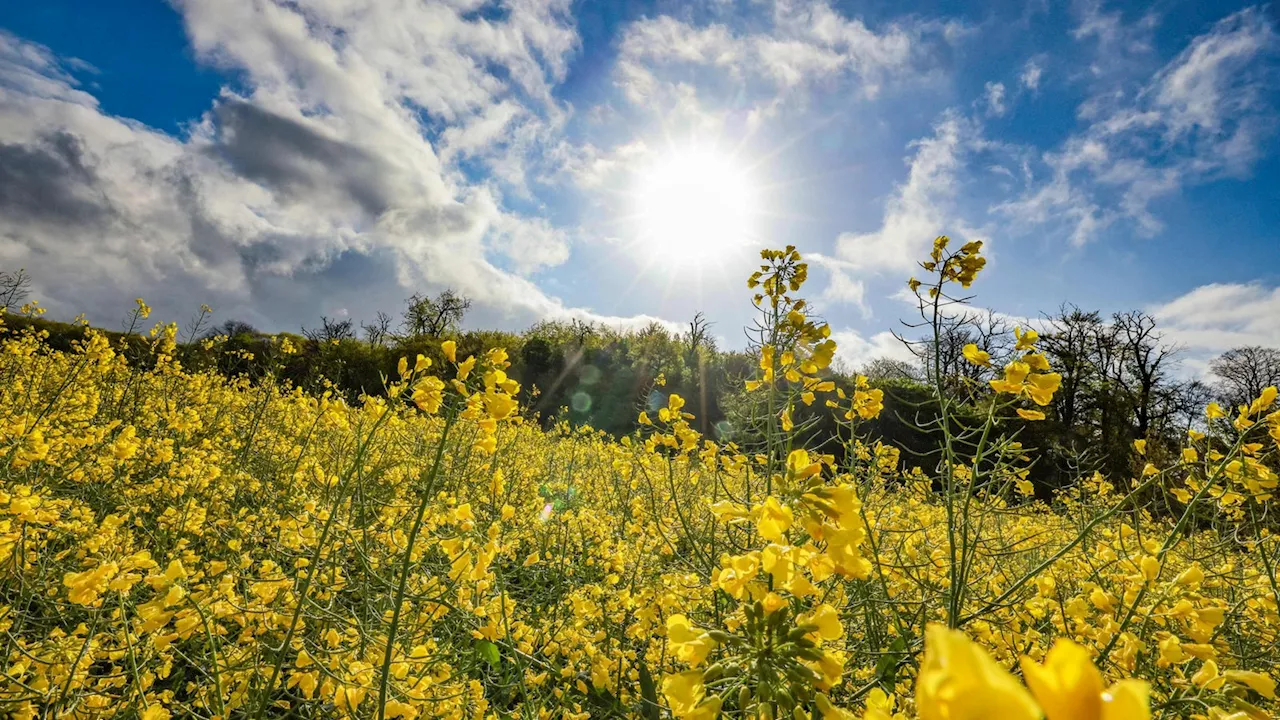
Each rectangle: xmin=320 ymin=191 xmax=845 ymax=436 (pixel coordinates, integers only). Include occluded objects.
xmin=684 ymin=312 xmax=716 ymax=359
xmin=1209 ymin=346 xmax=1280 ymax=411
xmin=304 ymin=316 xmax=355 ymax=344
xmin=0 ymin=268 xmax=32 ymax=311
xmin=860 ymin=356 xmax=923 ymax=383
xmin=684 ymin=312 xmax=715 ymax=433
xmin=208 ymin=320 xmax=258 ymax=339
xmin=402 ymin=289 xmax=471 ymax=338
xmin=1041 ymin=305 xmax=1105 ymax=431
xmin=920 ymin=308 xmax=1011 ymax=396
xmin=362 ymin=311 xmax=393 ymax=346
xmin=1112 ymin=310 xmax=1180 ymax=439
xmin=570 ymin=318 xmax=596 ymax=346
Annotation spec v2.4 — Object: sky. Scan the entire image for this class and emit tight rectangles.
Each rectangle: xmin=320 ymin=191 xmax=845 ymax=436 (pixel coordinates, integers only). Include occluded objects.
xmin=0 ymin=0 xmax=1277 ymax=373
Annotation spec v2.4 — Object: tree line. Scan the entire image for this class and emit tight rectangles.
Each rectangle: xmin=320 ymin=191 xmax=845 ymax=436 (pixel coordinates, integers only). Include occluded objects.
xmin=3 ymin=269 xmax=1277 ymax=495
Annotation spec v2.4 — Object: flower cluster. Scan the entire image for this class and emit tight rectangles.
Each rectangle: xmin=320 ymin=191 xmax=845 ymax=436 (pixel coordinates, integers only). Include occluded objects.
xmin=2 ymin=240 xmax=1279 ymax=720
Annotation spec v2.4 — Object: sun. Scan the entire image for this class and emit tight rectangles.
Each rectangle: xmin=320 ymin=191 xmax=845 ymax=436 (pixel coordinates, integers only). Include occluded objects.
xmin=631 ymin=147 xmax=758 ymax=264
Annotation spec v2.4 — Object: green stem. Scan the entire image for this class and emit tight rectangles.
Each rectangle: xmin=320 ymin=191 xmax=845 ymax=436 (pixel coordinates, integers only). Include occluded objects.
xmin=376 ymin=414 xmax=457 ymax=720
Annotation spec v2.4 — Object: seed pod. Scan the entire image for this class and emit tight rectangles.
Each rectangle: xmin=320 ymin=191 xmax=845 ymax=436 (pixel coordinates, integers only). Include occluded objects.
xmin=703 ymin=663 xmax=726 ymax=682
xmin=795 ymin=646 xmax=824 ymax=662
xmin=737 ymin=685 xmax=752 ymax=709
xmin=775 ymin=642 xmax=800 ymax=657
xmin=775 ymin=687 xmax=794 ymax=710
xmin=784 ymin=664 xmax=814 ymax=685
xmin=707 ymin=629 xmax=733 ymax=644
xmin=767 ymin=609 xmax=789 ymax=632
xmin=794 ymin=637 xmax=817 ymax=650
xmin=793 ymin=706 xmax=808 ymax=720
xmin=788 ymin=624 xmax=819 ymax=640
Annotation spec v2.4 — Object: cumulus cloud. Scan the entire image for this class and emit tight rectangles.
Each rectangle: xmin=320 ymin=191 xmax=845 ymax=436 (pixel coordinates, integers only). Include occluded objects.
xmin=1151 ymin=282 xmax=1280 ymax=353
xmin=830 ymin=328 xmax=917 ymax=371
xmin=834 ymin=111 xmax=991 ymax=274
xmin=0 ymin=2 xmax=618 ymax=333
xmin=611 ymin=0 xmax=954 ymax=134
xmin=998 ymin=7 xmax=1278 ymax=246
xmin=807 ymin=253 xmax=871 ymax=319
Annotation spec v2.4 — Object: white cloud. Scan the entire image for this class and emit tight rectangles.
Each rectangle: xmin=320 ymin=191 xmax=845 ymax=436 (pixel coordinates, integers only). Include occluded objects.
xmin=834 ymin=111 xmax=990 ymax=273
xmin=984 ymin=81 xmax=1006 ymax=116
xmin=831 ymin=328 xmax=917 ymax=370
xmin=1020 ymin=59 xmax=1043 ymax=90
xmin=0 ymin=3 xmax=630 ymax=333
xmin=822 ymin=269 xmax=871 ymax=316
xmin=1151 ymin=282 xmax=1280 ymax=353
xmin=807 ymin=253 xmax=871 ymax=319
xmin=613 ymin=0 xmax=946 ymax=126
xmin=1070 ymin=0 xmax=1160 ymax=81
xmin=998 ymin=7 xmax=1277 ymax=246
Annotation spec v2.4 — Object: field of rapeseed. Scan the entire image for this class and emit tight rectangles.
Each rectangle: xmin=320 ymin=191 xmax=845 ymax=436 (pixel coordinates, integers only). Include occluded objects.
xmin=3 ymin=239 xmax=1280 ymax=720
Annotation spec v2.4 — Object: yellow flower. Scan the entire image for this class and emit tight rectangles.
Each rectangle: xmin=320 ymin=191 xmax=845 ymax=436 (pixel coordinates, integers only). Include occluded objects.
xmin=442 ymin=340 xmax=457 ymax=362
xmin=1192 ymin=660 xmax=1226 ymax=690
xmin=1133 ymin=439 xmax=1146 ymax=455
xmin=806 ymin=648 xmax=847 ymax=691
xmin=412 ymin=377 xmax=445 ymax=414
xmin=962 ymin=343 xmax=991 ymax=367
xmin=1017 ymin=408 xmax=1046 ymax=421
xmin=1206 ymin=402 xmax=1226 ymax=419
xmin=755 ymin=496 xmax=794 ymax=542
xmin=456 ymin=355 xmax=476 ymax=380
xmin=1224 ymin=670 xmax=1277 ymax=699
xmin=797 ymin=603 xmax=843 ymax=641
xmin=713 ymin=553 xmax=760 ymax=598
xmin=666 ymin=614 xmax=716 ymax=667
xmin=1175 ymin=565 xmax=1204 ymax=586
xmin=1139 ymin=555 xmax=1161 ymax=583
xmin=663 ymin=670 xmax=722 ymax=719
xmin=1249 ymin=385 xmax=1278 ymax=415
xmin=1020 ymin=638 xmax=1150 ymax=720
xmin=1026 ymin=372 xmax=1062 ymax=406
xmin=63 ymin=562 xmax=119 ymax=606
xmin=851 ymin=387 xmax=885 ymax=420
xmin=917 ymin=624 xmax=1039 ymax=720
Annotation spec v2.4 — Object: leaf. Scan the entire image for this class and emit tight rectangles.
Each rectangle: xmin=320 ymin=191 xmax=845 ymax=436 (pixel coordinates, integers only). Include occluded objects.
xmin=637 ymin=659 xmax=660 ymax=720
xmin=476 ymin=639 xmax=500 ymax=668
xmin=875 ymin=637 xmax=908 ymax=684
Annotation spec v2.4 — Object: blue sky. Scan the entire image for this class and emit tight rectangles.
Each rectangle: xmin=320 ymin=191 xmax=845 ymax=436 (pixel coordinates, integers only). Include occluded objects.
xmin=1 ymin=0 xmax=1277 ymax=371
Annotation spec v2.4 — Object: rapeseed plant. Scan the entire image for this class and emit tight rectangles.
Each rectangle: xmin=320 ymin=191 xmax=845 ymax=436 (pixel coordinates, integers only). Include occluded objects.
xmin=0 ymin=238 xmax=1277 ymax=720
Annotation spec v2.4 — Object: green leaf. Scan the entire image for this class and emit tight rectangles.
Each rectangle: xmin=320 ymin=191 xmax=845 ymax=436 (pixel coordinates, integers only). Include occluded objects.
xmin=875 ymin=637 xmax=907 ymax=684
xmin=637 ymin=659 xmax=660 ymax=720
xmin=476 ymin=639 xmax=500 ymax=668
